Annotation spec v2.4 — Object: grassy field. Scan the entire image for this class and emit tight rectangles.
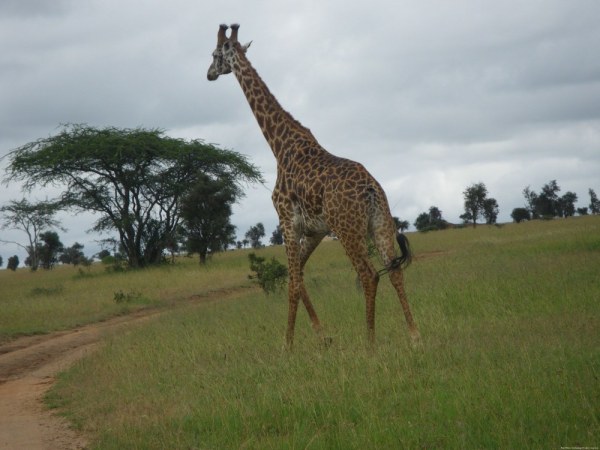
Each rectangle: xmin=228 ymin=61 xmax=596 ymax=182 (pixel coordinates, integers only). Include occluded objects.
xmin=6 ymin=216 xmax=600 ymax=448
xmin=0 ymin=250 xmax=253 ymax=344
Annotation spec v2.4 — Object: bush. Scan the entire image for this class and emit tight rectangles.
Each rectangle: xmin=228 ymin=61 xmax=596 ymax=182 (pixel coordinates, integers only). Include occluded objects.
xmin=248 ymin=253 xmax=288 ymax=294
xmin=113 ymin=290 xmax=143 ymax=303
xmin=102 ymin=255 xmax=128 ymax=272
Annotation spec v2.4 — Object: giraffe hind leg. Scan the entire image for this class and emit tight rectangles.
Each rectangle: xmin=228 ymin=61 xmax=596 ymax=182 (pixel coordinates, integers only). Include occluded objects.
xmin=388 ymin=268 xmax=420 ymax=343
xmin=337 ymin=234 xmax=380 ymax=346
xmin=369 ymin=209 xmax=420 ymax=344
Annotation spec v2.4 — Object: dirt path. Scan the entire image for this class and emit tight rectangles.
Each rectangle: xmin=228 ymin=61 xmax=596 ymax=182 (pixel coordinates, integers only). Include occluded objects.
xmin=0 ymin=287 xmax=254 ymax=449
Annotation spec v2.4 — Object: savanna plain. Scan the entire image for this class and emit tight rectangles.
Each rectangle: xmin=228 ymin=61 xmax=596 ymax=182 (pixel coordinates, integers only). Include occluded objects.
xmin=1 ymin=216 xmax=599 ymax=449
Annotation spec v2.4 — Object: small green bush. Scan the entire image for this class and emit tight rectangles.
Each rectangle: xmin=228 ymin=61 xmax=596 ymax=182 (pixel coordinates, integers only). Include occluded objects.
xmin=248 ymin=252 xmax=288 ymax=294
xmin=113 ymin=290 xmax=142 ymax=304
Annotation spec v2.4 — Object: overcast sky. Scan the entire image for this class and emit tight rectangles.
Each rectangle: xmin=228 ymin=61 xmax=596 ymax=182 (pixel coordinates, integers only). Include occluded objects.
xmin=1 ymin=0 xmax=599 ymax=266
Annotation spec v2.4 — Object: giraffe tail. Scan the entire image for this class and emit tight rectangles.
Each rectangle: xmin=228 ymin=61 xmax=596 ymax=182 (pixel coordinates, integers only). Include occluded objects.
xmin=394 ymin=232 xmax=412 ymax=269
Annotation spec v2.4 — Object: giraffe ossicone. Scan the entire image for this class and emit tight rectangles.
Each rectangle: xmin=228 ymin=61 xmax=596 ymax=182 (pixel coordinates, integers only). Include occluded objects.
xmin=207 ymin=23 xmax=420 ymax=348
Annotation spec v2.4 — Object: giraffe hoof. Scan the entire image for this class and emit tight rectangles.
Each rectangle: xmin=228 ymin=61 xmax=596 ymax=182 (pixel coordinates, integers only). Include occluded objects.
xmin=409 ymin=330 xmax=422 ymax=348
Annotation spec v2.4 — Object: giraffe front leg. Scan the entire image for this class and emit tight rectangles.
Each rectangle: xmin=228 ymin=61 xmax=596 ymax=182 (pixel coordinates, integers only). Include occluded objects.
xmin=297 ymin=234 xmax=326 ymax=338
xmin=282 ymin=231 xmax=307 ymax=350
xmin=285 ymin=275 xmax=301 ymax=349
xmin=285 ymin=253 xmax=323 ymax=349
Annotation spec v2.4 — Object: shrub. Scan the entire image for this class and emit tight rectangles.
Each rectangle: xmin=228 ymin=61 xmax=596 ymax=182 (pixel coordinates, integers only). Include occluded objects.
xmin=248 ymin=253 xmax=288 ymax=294
xmin=113 ymin=290 xmax=143 ymax=303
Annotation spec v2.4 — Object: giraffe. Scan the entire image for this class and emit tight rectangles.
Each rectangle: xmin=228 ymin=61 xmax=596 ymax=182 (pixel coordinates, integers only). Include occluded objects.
xmin=207 ymin=24 xmax=420 ymax=348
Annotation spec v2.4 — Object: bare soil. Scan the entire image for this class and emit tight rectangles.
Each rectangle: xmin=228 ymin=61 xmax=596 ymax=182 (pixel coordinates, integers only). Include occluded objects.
xmin=0 ymin=287 xmax=253 ymax=449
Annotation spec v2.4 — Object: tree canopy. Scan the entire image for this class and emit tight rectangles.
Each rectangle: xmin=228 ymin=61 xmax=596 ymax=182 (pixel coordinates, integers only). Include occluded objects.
xmin=5 ymin=125 xmax=263 ymax=268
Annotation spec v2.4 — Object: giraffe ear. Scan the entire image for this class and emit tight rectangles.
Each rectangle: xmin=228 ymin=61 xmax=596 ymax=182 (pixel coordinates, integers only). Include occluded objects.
xmin=242 ymin=41 xmax=252 ymax=53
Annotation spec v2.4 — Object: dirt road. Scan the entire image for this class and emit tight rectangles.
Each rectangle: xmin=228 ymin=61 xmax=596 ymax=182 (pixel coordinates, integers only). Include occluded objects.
xmin=0 ymin=287 xmax=253 ymax=449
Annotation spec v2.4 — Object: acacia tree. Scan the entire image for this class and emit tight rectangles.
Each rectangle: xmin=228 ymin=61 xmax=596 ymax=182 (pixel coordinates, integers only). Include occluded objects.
xmin=0 ymin=199 xmax=64 ymax=271
xmin=5 ymin=125 xmax=263 ymax=268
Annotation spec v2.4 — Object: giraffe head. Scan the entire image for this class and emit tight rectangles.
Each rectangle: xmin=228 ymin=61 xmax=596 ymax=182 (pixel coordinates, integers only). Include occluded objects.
xmin=207 ymin=23 xmax=252 ymax=81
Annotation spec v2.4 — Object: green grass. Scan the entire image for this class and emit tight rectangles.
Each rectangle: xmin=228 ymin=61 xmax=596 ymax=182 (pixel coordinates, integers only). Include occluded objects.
xmin=35 ymin=217 xmax=600 ymax=447
xmin=0 ymin=251 xmax=254 ymax=343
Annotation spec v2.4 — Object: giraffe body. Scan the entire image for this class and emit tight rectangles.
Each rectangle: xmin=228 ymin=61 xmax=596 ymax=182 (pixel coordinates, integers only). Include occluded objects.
xmin=208 ymin=24 xmax=419 ymax=347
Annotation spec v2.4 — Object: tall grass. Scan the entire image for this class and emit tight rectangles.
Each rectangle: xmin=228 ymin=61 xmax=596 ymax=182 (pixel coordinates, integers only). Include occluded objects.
xmin=0 ymin=250 xmax=254 ymax=343
xmin=46 ymin=216 xmax=600 ymax=448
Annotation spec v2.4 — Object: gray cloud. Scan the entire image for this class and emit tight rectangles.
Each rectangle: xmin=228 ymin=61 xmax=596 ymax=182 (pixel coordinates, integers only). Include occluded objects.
xmin=2 ymin=0 xmax=599 ymax=265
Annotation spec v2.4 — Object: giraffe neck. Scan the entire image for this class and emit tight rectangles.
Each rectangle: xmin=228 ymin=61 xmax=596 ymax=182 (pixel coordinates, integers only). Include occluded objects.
xmin=230 ymin=48 xmax=318 ymax=162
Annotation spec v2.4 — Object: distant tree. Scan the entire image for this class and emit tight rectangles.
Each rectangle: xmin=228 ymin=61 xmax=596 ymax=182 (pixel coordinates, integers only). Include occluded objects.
xmin=523 ymin=180 xmax=569 ymax=219
xmin=0 ymin=198 xmax=64 ymax=271
xmin=414 ymin=206 xmax=446 ymax=232
xmin=35 ymin=231 xmax=64 ymax=270
xmin=523 ymin=186 xmax=539 ymax=219
xmin=538 ymin=180 xmax=561 ymax=217
xmin=165 ymin=233 xmax=182 ymax=263
xmin=393 ymin=217 xmax=410 ymax=232
xmin=59 ymin=242 xmax=87 ymax=266
xmin=589 ymin=188 xmax=600 ymax=214
xmin=462 ymin=182 xmax=488 ymax=227
xmin=482 ymin=198 xmax=499 ymax=224
xmin=558 ymin=191 xmax=578 ymax=217
xmin=577 ymin=207 xmax=589 ymax=216
xmin=7 ymin=255 xmax=19 ymax=271
xmin=181 ymin=175 xmax=237 ymax=264
xmin=270 ymin=224 xmax=284 ymax=245
xmin=0 ymin=255 xmax=3 ymax=267
xmin=4 ymin=124 xmax=262 ymax=268
xmin=511 ymin=208 xmax=530 ymax=223
xmin=97 ymin=249 xmax=111 ymax=260
xmin=414 ymin=213 xmax=430 ymax=232
xmin=245 ymin=223 xmax=265 ymax=248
